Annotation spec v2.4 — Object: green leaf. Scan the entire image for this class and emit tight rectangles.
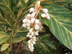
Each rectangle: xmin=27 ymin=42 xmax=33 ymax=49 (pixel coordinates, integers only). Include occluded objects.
xmin=12 ymin=37 xmax=26 ymax=43
xmin=0 ymin=31 xmax=9 ymax=38
xmin=21 ymin=0 xmax=43 ymax=10
xmin=0 ymin=11 xmax=13 ymax=27
xmin=3 ymin=12 xmax=14 ymax=27
xmin=37 ymin=34 xmax=56 ymax=50
xmin=0 ymin=0 xmax=15 ymax=17
xmin=0 ymin=37 xmax=8 ymax=44
xmin=1 ymin=43 xmax=9 ymax=51
xmin=0 ymin=31 xmax=9 ymax=44
xmin=44 ymin=41 xmax=56 ymax=50
xmin=40 ymin=3 xmax=72 ymax=50
xmin=25 ymin=0 xmax=29 ymax=3
xmin=43 ymin=0 xmax=72 ymax=6
xmin=36 ymin=42 xmax=50 ymax=53
xmin=47 ymin=0 xmax=72 ymax=2
xmin=49 ymin=1 xmax=70 ymax=6
xmin=40 ymin=34 xmax=50 ymax=40
xmin=58 ymin=0 xmax=72 ymax=2
xmin=16 ymin=27 xmax=28 ymax=32
xmin=40 ymin=42 xmax=50 ymax=52
xmin=13 ymin=32 xmax=27 ymax=43
xmin=0 ymin=18 xmax=9 ymax=26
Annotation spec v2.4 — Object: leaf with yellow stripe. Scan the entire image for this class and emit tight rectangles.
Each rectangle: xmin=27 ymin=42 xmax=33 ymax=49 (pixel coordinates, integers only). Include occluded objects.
xmin=40 ymin=3 xmax=72 ymax=50
xmin=0 ymin=31 xmax=9 ymax=44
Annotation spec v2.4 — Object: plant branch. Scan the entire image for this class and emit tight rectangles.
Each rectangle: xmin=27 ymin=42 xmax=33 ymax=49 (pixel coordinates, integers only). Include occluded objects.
xmin=16 ymin=41 xmax=23 ymax=53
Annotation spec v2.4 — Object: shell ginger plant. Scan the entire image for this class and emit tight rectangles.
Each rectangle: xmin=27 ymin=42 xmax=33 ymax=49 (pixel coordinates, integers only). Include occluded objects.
xmin=0 ymin=0 xmax=72 ymax=53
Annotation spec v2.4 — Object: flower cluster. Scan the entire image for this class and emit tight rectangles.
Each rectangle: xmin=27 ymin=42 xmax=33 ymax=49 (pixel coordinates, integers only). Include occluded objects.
xmin=41 ymin=8 xmax=50 ymax=19
xmin=22 ymin=1 xmax=50 ymax=52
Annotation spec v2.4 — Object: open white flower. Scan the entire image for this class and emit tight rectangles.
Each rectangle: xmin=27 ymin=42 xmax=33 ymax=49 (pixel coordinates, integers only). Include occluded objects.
xmin=35 ymin=1 xmax=40 ymax=9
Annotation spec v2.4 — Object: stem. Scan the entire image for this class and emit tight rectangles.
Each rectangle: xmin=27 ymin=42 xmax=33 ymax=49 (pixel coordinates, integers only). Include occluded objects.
xmin=32 ymin=51 xmax=33 ymax=54
xmin=35 ymin=6 xmax=41 ymax=18
xmin=10 ymin=36 xmax=13 ymax=51
xmin=16 ymin=41 xmax=23 ymax=53
xmin=30 ymin=6 xmax=42 ymax=46
xmin=10 ymin=28 xmax=14 ymax=51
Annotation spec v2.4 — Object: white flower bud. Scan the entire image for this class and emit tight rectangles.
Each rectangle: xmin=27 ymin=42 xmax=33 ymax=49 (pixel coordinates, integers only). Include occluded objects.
xmin=27 ymin=20 xmax=31 ymax=23
xmin=22 ymin=19 xmax=27 ymax=23
xmin=46 ymin=13 xmax=50 ymax=19
xmin=40 ymin=26 xmax=43 ymax=30
xmin=31 ymin=43 xmax=33 ymax=47
xmin=29 ymin=28 xmax=33 ymax=32
xmin=31 ymin=18 xmax=35 ymax=23
xmin=41 ymin=14 xmax=46 ymax=18
xmin=23 ymin=24 xmax=26 ymax=27
xmin=39 ymin=21 xmax=41 ymax=24
xmin=27 ymin=34 xmax=29 ymax=37
xmin=27 ymin=23 xmax=30 ymax=26
xmin=36 ymin=1 xmax=40 ymax=4
xmin=28 ymin=40 xmax=31 ymax=44
xmin=29 ymin=35 xmax=32 ymax=38
xmin=27 ymin=14 xmax=31 ymax=17
xmin=31 ymin=12 xmax=36 ymax=17
xmin=43 ymin=8 xmax=48 ymax=13
xmin=27 ymin=26 xmax=30 ymax=29
xmin=32 ymin=41 xmax=36 ymax=44
xmin=30 ymin=46 xmax=34 ymax=51
xmin=35 ymin=19 xmax=40 ymax=24
xmin=35 ymin=31 xmax=39 ymax=35
xmin=29 ymin=8 xmax=35 ymax=12
xmin=35 ymin=24 xmax=40 ymax=30
xmin=33 ymin=37 xmax=37 ymax=41
xmin=28 ymin=32 xmax=30 ymax=35
xmin=31 ymin=32 xmax=34 ymax=36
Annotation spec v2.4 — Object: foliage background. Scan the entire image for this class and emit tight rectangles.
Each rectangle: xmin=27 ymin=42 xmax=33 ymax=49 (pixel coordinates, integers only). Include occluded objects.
xmin=0 ymin=0 xmax=72 ymax=54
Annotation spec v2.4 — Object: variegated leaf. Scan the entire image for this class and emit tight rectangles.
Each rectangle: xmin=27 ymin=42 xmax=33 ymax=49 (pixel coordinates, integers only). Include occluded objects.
xmin=40 ymin=3 xmax=72 ymax=50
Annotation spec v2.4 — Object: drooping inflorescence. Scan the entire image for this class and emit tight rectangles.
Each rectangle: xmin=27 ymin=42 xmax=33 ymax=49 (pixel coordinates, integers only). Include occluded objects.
xmin=22 ymin=1 xmax=50 ymax=52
